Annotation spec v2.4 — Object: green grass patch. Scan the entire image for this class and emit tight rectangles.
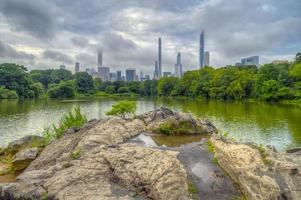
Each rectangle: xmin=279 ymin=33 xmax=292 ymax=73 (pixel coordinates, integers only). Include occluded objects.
xmin=43 ymin=106 xmax=87 ymax=144
xmin=212 ymin=156 xmax=219 ymax=165
xmin=155 ymin=120 xmax=201 ymax=135
xmin=188 ymin=181 xmax=198 ymax=194
xmin=231 ymin=196 xmax=247 ymax=200
xmin=206 ymin=139 xmax=215 ymax=153
xmin=258 ymin=144 xmax=272 ymax=166
xmin=70 ymin=147 xmax=81 ymax=160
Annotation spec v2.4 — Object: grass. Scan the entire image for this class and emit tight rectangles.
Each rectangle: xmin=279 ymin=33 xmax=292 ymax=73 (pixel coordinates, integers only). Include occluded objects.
xmin=156 ymin=120 xmax=200 ymax=135
xmin=231 ymin=196 xmax=247 ymax=200
xmin=206 ymin=139 xmax=215 ymax=153
xmin=43 ymin=106 xmax=87 ymax=144
xmin=70 ymin=147 xmax=81 ymax=160
xmin=212 ymin=156 xmax=219 ymax=165
xmin=258 ymin=144 xmax=272 ymax=166
xmin=188 ymin=181 xmax=198 ymax=194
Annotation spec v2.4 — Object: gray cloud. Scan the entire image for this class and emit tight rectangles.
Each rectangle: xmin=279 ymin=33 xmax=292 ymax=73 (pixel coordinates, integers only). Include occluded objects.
xmin=42 ymin=50 xmax=73 ymax=64
xmin=71 ymin=37 xmax=90 ymax=48
xmin=0 ymin=41 xmax=34 ymax=60
xmin=0 ymin=0 xmax=56 ymax=39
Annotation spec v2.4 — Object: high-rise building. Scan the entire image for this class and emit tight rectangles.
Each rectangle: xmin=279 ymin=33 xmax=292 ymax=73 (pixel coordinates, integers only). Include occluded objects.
xmin=75 ymin=62 xmax=80 ymax=74
xmin=139 ymin=70 xmax=144 ymax=81
xmin=98 ymin=50 xmax=102 ymax=68
xmin=98 ymin=67 xmax=110 ymax=81
xmin=126 ymin=69 xmax=136 ymax=82
xmin=241 ymin=56 xmax=259 ymax=66
xmin=117 ymin=71 xmax=122 ymax=81
xmin=154 ymin=60 xmax=159 ymax=79
xmin=158 ymin=37 xmax=162 ymax=78
xmin=163 ymin=72 xmax=172 ymax=77
xmin=204 ymin=51 xmax=210 ymax=66
xmin=199 ymin=30 xmax=205 ymax=68
xmin=110 ymin=72 xmax=117 ymax=82
xmin=175 ymin=53 xmax=183 ymax=77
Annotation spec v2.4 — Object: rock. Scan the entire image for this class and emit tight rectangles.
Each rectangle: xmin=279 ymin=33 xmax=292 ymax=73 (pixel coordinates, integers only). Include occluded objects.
xmin=0 ymin=107 xmax=202 ymax=200
xmin=287 ymin=147 xmax=301 ymax=153
xmin=211 ymin=134 xmax=301 ymax=200
xmin=12 ymin=148 xmax=39 ymax=171
xmin=6 ymin=135 xmax=44 ymax=154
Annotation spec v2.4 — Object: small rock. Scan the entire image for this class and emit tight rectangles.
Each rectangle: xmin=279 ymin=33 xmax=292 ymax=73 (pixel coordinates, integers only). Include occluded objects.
xmin=12 ymin=147 xmax=39 ymax=171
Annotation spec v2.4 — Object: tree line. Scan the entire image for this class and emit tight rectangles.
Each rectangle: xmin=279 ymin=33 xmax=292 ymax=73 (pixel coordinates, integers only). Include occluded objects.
xmin=0 ymin=52 xmax=300 ymax=102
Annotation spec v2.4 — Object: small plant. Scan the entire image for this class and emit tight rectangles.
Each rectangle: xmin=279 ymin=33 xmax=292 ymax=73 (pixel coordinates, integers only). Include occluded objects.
xmin=156 ymin=120 xmax=200 ymax=135
xmin=106 ymin=100 xmax=137 ymax=119
xmin=231 ymin=196 xmax=247 ymax=200
xmin=206 ymin=139 xmax=215 ymax=153
xmin=157 ymin=122 xmax=174 ymax=135
xmin=258 ymin=144 xmax=272 ymax=166
xmin=70 ymin=147 xmax=81 ymax=160
xmin=212 ymin=156 xmax=219 ymax=165
xmin=43 ymin=106 xmax=87 ymax=144
xmin=188 ymin=181 xmax=198 ymax=194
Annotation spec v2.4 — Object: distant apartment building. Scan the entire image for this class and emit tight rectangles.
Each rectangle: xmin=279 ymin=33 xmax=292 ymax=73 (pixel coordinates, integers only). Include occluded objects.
xmin=204 ymin=51 xmax=210 ymax=66
xmin=110 ymin=72 xmax=117 ymax=82
xmin=75 ymin=62 xmax=80 ymax=73
xmin=98 ymin=67 xmax=110 ymax=81
xmin=163 ymin=72 xmax=172 ymax=77
xmin=241 ymin=56 xmax=259 ymax=66
xmin=117 ymin=71 xmax=122 ymax=81
xmin=126 ymin=69 xmax=136 ymax=82
xmin=98 ymin=50 xmax=102 ymax=68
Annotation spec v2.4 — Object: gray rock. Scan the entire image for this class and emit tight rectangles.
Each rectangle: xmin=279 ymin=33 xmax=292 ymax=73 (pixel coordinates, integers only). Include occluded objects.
xmin=12 ymin=147 xmax=39 ymax=171
xmin=7 ymin=135 xmax=43 ymax=153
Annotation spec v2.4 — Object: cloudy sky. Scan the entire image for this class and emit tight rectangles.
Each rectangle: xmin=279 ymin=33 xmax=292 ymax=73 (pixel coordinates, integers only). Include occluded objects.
xmin=0 ymin=0 xmax=301 ymax=75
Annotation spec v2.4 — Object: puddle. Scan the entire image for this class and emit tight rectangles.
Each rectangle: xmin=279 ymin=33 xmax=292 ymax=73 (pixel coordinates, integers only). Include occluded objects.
xmin=151 ymin=134 xmax=206 ymax=147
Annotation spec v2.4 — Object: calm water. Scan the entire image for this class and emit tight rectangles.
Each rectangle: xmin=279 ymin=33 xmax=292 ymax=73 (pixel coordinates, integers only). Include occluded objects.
xmin=0 ymin=98 xmax=300 ymax=150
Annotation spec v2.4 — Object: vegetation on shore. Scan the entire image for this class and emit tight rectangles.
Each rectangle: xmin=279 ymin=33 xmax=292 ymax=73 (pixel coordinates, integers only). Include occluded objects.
xmin=106 ymin=100 xmax=137 ymax=119
xmin=0 ymin=53 xmax=301 ymax=103
xmin=43 ymin=106 xmax=87 ymax=144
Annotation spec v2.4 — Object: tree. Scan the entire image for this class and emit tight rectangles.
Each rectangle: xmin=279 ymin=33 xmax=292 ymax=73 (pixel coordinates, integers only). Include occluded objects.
xmin=74 ymin=72 xmax=94 ymax=93
xmin=105 ymin=85 xmax=116 ymax=94
xmin=106 ymin=100 xmax=137 ymax=119
xmin=0 ymin=63 xmax=34 ymax=98
xmin=94 ymin=78 xmax=102 ymax=90
xmin=30 ymin=82 xmax=44 ymax=98
xmin=289 ymin=63 xmax=301 ymax=80
xmin=50 ymin=69 xmax=73 ymax=84
xmin=296 ymin=52 xmax=301 ymax=64
xmin=0 ymin=86 xmax=18 ymax=99
xmin=157 ymin=77 xmax=178 ymax=96
xmin=117 ymin=86 xmax=129 ymax=93
xmin=48 ymin=81 xmax=75 ymax=98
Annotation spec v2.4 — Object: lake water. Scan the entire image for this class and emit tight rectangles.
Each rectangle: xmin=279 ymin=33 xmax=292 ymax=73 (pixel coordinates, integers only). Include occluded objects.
xmin=0 ymin=98 xmax=300 ymax=150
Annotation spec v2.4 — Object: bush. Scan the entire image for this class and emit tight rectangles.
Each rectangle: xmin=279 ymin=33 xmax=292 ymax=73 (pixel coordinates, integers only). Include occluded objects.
xmin=117 ymin=86 xmax=129 ymax=93
xmin=0 ymin=86 xmax=18 ymax=99
xmin=43 ymin=107 xmax=87 ymax=144
xmin=48 ymin=81 xmax=75 ymax=98
xmin=106 ymin=100 xmax=137 ymax=119
xmin=105 ymin=85 xmax=116 ymax=94
xmin=30 ymin=82 xmax=44 ymax=98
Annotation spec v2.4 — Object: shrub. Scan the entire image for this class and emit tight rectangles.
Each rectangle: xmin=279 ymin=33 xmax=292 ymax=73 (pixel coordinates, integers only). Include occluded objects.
xmin=105 ymin=85 xmax=116 ymax=94
xmin=48 ymin=81 xmax=75 ymax=98
xmin=43 ymin=107 xmax=87 ymax=144
xmin=106 ymin=100 xmax=137 ymax=119
xmin=117 ymin=86 xmax=129 ymax=93
xmin=156 ymin=120 xmax=201 ymax=135
xmin=0 ymin=86 xmax=18 ymax=99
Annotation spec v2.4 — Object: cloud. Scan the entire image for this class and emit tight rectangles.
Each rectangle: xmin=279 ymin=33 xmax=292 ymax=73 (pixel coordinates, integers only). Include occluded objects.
xmin=0 ymin=0 xmax=56 ymax=39
xmin=0 ymin=41 xmax=35 ymax=60
xmin=42 ymin=50 xmax=73 ymax=64
xmin=71 ymin=37 xmax=90 ymax=48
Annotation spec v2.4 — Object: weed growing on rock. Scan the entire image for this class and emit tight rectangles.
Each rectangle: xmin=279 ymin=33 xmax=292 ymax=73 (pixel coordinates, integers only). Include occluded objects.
xmin=156 ymin=120 xmax=201 ymax=135
xmin=106 ymin=100 xmax=137 ymax=119
xmin=258 ymin=144 xmax=272 ymax=166
xmin=188 ymin=181 xmax=198 ymax=194
xmin=206 ymin=139 xmax=215 ymax=153
xmin=43 ymin=106 xmax=87 ymax=144
xmin=70 ymin=147 xmax=81 ymax=160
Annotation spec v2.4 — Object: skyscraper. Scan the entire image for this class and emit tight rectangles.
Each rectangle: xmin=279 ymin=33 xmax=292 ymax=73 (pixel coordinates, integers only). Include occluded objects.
xmin=126 ymin=69 xmax=136 ymax=82
xmin=158 ymin=37 xmax=162 ymax=78
xmin=75 ymin=62 xmax=80 ymax=74
xmin=175 ymin=52 xmax=183 ymax=77
xmin=241 ymin=56 xmax=259 ymax=66
xmin=98 ymin=67 xmax=110 ymax=81
xmin=97 ymin=50 xmax=102 ymax=70
xmin=199 ymin=30 xmax=205 ymax=68
xmin=117 ymin=71 xmax=122 ymax=81
xmin=154 ymin=60 xmax=159 ymax=79
xmin=204 ymin=51 xmax=210 ymax=66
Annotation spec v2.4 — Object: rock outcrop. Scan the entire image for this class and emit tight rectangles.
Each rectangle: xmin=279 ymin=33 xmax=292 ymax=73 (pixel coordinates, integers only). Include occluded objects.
xmin=0 ymin=107 xmax=215 ymax=200
xmin=211 ymin=134 xmax=301 ymax=200
xmin=12 ymin=147 xmax=39 ymax=171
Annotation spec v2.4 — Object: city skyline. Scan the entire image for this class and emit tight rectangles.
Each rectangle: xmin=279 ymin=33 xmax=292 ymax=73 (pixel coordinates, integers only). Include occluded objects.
xmin=0 ymin=0 xmax=300 ymax=75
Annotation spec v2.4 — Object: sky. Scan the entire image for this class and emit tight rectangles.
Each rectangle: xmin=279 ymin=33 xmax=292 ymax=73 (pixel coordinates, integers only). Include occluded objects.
xmin=0 ymin=0 xmax=301 ymax=75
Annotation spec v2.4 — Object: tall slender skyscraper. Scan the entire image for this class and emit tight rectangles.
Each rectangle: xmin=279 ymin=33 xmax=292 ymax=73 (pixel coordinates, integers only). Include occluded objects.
xmin=158 ymin=37 xmax=162 ymax=78
xmin=204 ymin=51 xmax=210 ymax=66
xmin=199 ymin=30 xmax=205 ymax=68
xmin=75 ymin=62 xmax=80 ymax=74
xmin=154 ymin=60 xmax=159 ymax=79
xmin=175 ymin=53 xmax=183 ymax=77
xmin=97 ymin=50 xmax=102 ymax=68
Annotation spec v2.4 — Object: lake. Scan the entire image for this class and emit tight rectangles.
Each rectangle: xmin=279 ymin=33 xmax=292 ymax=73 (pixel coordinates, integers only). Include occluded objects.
xmin=0 ymin=98 xmax=300 ymax=150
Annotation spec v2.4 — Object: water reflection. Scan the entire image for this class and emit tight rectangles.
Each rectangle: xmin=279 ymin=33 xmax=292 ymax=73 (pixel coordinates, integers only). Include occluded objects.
xmin=0 ymin=98 xmax=300 ymax=150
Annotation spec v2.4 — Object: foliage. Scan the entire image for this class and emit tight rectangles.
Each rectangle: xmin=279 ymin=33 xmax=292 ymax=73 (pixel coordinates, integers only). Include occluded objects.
xmin=43 ymin=106 xmax=87 ymax=144
xmin=70 ymin=147 xmax=81 ymax=160
xmin=0 ymin=86 xmax=18 ymax=99
xmin=105 ymin=85 xmax=116 ymax=94
xmin=156 ymin=120 xmax=199 ymax=135
xmin=258 ymin=144 xmax=272 ymax=166
xmin=74 ymin=72 xmax=95 ymax=93
xmin=157 ymin=77 xmax=178 ymax=96
xmin=289 ymin=63 xmax=301 ymax=80
xmin=187 ymin=181 xmax=198 ymax=194
xmin=48 ymin=80 xmax=75 ymax=98
xmin=106 ymin=100 xmax=137 ymax=118
xmin=206 ymin=139 xmax=215 ymax=153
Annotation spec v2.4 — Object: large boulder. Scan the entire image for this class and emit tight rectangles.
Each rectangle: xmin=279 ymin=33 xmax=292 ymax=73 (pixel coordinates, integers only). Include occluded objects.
xmin=211 ymin=134 xmax=301 ymax=200
xmin=1 ymin=107 xmax=204 ymax=200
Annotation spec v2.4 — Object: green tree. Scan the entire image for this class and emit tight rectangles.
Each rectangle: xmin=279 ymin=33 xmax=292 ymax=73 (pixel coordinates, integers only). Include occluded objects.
xmin=117 ymin=86 xmax=129 ymax=93
xmin=157 ymin=77 xmax=178 ymax=96
xmin=94 ymin=77 xmax=102 ymax=90
xmin=289 ymin=63 xmax=301 ymax=80
xmin=141 ymin=80 xmax=157 ymax=96
xmin=48 ymin=80 xmax=75 ymax=98
xmin=296 ymin=52 xmax=301 ymax=64
xmin=30 ymin=82 xmax=44 ymax=98
xmin=0 ymin=86 xmax=18 ymax=99
xmin=50 ymin=69 xmax=73 ymax=84
xmin=74 ymin=72 xmax=94 ymax=93
xmin=105 ymin=85 xmax=116 ymax=94
xmin=106 ymin=100 xmax=137 ymax=118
